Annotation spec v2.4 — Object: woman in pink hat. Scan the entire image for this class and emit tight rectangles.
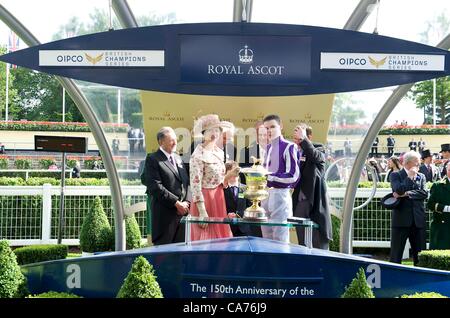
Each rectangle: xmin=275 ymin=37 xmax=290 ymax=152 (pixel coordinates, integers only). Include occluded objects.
xmin=189 ymin=114 xmax=235 ymax=241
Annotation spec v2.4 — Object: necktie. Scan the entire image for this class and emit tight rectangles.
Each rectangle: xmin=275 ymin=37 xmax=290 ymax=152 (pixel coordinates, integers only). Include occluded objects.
xmin=169 ymin=155 xmax=176 ymax=168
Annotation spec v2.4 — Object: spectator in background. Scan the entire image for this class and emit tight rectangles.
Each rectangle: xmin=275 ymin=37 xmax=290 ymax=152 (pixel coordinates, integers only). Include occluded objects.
xmin=418 ymin=137 xmax=426 ymax=153
xmin=371 ymin=137 xmax=379 ymax=157
xmin=439 ymin=143 xmax=450 ymax=179
xmin=385 ymin=155 xmax=402 ymax=182
xmin=112 ymin=137 xmax=120 ymax=155
xmin=344 ymin=138 xmax=352 ymax=157
xmin=408 ymin=137 xmax=417 ymax=151
xmin=128 ymin=127 xmax=135 ymax=154
xmin=138 ymin=129 xmax=145 ymax=152
xmin=92 ymin=160 xmax=100 ymax=170
xmin=72 ymin=161 xmax=81 ymax=178
xmin=367 ymin=157 xmax=381 ymax=182
xmin=0 ymin=142 xmax=5 ymax=154
xmin=48 ymin=163 xmax=58 ymax=170
xmin=419 ymin=150 xmax=439 ymax=183
xmin=387 ymin=134 xmax=395 ymax=156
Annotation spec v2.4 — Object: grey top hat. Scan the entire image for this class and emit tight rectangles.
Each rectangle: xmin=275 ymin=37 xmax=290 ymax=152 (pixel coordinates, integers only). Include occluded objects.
xmin=440 ymin=143 xmax=450 ymax=153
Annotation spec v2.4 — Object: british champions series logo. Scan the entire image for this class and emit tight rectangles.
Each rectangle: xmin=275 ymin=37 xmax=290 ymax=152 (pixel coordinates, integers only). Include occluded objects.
xmin=321 ymin=52 xmax=445 ymax=71
xmin=207 ymin=45 xmax=285 ymax=76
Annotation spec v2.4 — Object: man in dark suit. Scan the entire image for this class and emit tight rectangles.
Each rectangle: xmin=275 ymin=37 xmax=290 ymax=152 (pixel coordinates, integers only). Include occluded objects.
xmin=408 ymin=138 xmax=417 ymax=151
xmin=239 ymin=121 xmax=267 ymax=167
xmin=145 ymin=127 xmax=191 ymax=245
xmin=389 ymin=151 xmax=428 ymax=266
xmin=292 ymin=124 xmax=332 ymax=249
xmin=371 ymin=137 xmax=379 ymax=157
xmin=419 ymin=149 xmax=439 ymax=182
xmin=387 ymin=134 xmax=395 ymax=156
xmin=439 ymin=143 xmax=450 ymax=179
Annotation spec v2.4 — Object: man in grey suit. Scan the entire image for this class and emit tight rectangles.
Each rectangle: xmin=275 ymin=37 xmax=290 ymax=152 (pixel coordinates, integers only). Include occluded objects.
xmin=389 ymin=151 xmax=428 ymax=266
xmin=145 ymin=127 xmax=191 ymax=245
xmin=292 ymin=124 xmax=332 ymax=250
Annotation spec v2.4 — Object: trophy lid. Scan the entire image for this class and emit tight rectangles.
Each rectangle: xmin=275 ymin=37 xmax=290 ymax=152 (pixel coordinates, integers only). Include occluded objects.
xmin=240 ymin=157 xmax=270 ymax=175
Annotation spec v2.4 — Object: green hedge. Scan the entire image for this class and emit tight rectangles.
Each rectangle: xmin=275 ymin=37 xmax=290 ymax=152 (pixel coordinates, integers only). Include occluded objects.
xmin=14 ymin=244 xmax=68 ymax=265
xmin=418 ymin=250 xmax=450 ymax=271
xmin=379 ymin=127 xmax=450 ymax=135
xmin=0 ymin=176 xmax=141 ymax=186
xmin=401 ymin=292 xmax=447 ymax=298
xmin=27 ymin=291 xmax=82 ymax=298
xmin=0 ymin=121 xmax=128 ymax=133
xmin=330 ymin=215 xmax=341 ymax=252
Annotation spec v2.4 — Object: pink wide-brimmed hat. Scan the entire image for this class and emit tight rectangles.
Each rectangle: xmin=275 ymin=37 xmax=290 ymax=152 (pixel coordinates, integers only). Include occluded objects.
xmin=193 ymin=114 xmax=233 ymax=138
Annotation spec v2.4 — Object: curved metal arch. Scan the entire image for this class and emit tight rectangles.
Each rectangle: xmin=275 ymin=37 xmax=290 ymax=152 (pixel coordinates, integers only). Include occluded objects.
xmin=340 ymin=33 xmax=450 ymax=254
xmin=0 ymin=4 xmax=126 ymax=251
xmin=233 ymin=0 xmax=253 ymax=22
xmin=112 ymin=0 xmax=138 ymax=28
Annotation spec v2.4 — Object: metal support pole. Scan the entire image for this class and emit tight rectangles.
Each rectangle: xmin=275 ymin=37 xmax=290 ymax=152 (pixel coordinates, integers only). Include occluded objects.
xmin=57 ymin=152 xmax=66 ymax=244
xmin=62 ymin=87 xmax=66 ymax=122
xmin=433 ymin=78 xmax=436 ymax=126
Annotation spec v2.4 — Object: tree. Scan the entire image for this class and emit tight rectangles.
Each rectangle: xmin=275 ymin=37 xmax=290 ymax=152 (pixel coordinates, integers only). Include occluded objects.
xmin=11 ymin=67 xmax=82 ymax=122
xmin=409 ymin=13 xmax=450 ymax=124
xmin=331 ymin=94 xmax=366 ymax=126
xmin=409 ymin=77 xmax=450 ymax=124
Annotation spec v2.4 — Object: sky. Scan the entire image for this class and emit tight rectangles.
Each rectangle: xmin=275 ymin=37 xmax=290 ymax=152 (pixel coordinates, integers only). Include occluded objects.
xmin=1 ymin=0 xmax=449 ymax=125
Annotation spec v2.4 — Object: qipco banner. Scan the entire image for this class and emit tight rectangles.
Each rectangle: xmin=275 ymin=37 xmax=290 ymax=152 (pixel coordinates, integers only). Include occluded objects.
xmin=1 ymin=23 xmax=449 ymax=96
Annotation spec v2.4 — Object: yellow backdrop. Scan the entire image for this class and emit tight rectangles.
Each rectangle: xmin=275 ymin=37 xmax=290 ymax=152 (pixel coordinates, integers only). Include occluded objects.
xmin=141 ymin=91 xmax=335 ymax=157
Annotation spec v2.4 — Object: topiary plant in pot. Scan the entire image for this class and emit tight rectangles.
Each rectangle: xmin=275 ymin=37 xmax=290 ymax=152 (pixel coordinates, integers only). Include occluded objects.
xmin=341 ymin=267 xmax=375 ymax=298
xmin=79 ymin=196 xmax=113 ymax=254
xmin=0 ymin=240 xmax=28 ymax=298
xmin=117 ymin=256 xmax=163 ymax=298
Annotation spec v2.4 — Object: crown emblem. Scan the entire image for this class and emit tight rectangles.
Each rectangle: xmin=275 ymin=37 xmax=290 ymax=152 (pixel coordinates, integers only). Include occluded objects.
xmin=239 ymin=45 xmax=253 ymax=64
xmin=163 ymin=111 xmax=171 ymax=117
xmin=304 ymin=113 xmax=312 ymax=119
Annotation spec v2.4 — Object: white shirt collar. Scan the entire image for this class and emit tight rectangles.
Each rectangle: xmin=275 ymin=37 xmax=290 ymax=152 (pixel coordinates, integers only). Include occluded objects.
xmin=159 ymin=147 xmax=173 ymax=160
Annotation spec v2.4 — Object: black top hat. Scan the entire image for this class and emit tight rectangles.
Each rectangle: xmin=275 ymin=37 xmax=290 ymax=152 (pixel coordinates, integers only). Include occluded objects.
xmin=380 ymin=193 xmax=400 ymax=209
xmin=440 ymin=143 xmax=450 ymax=153
xmin=421 ymin=149 xmax=432 ymax=159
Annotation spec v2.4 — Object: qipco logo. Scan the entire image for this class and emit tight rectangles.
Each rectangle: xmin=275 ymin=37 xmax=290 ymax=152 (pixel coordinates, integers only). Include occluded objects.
xmin=339 ymin=57 xmax=367 ymax=66
xmin=56 ymin=55 xmax=84 ymax=63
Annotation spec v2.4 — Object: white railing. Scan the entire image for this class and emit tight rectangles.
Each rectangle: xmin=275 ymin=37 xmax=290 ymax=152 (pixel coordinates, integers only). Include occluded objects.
xmin=0 ymin=185 xmax=432 ymax=252
xmin=0 ymin=185 xmax=147 ymax=246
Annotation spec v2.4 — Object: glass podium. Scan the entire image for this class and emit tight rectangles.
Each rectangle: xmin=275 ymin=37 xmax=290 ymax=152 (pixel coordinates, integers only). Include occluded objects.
xmin=181 ymin=216 xmax=319 ymax=248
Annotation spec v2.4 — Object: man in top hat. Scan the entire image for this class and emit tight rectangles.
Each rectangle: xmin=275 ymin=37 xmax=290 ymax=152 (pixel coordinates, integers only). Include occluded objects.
xmin=389 ymin=151 xmax=428 ymax=266
xmin=427 ymin=163 xmax=450 ymax=249
xmin=419 ymin=149 xmax=439 ymax=182
xmin=440 ymin=143 xmax=450 ymax=179
xmin=387 ymin=134 xmax=395 ymax=156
